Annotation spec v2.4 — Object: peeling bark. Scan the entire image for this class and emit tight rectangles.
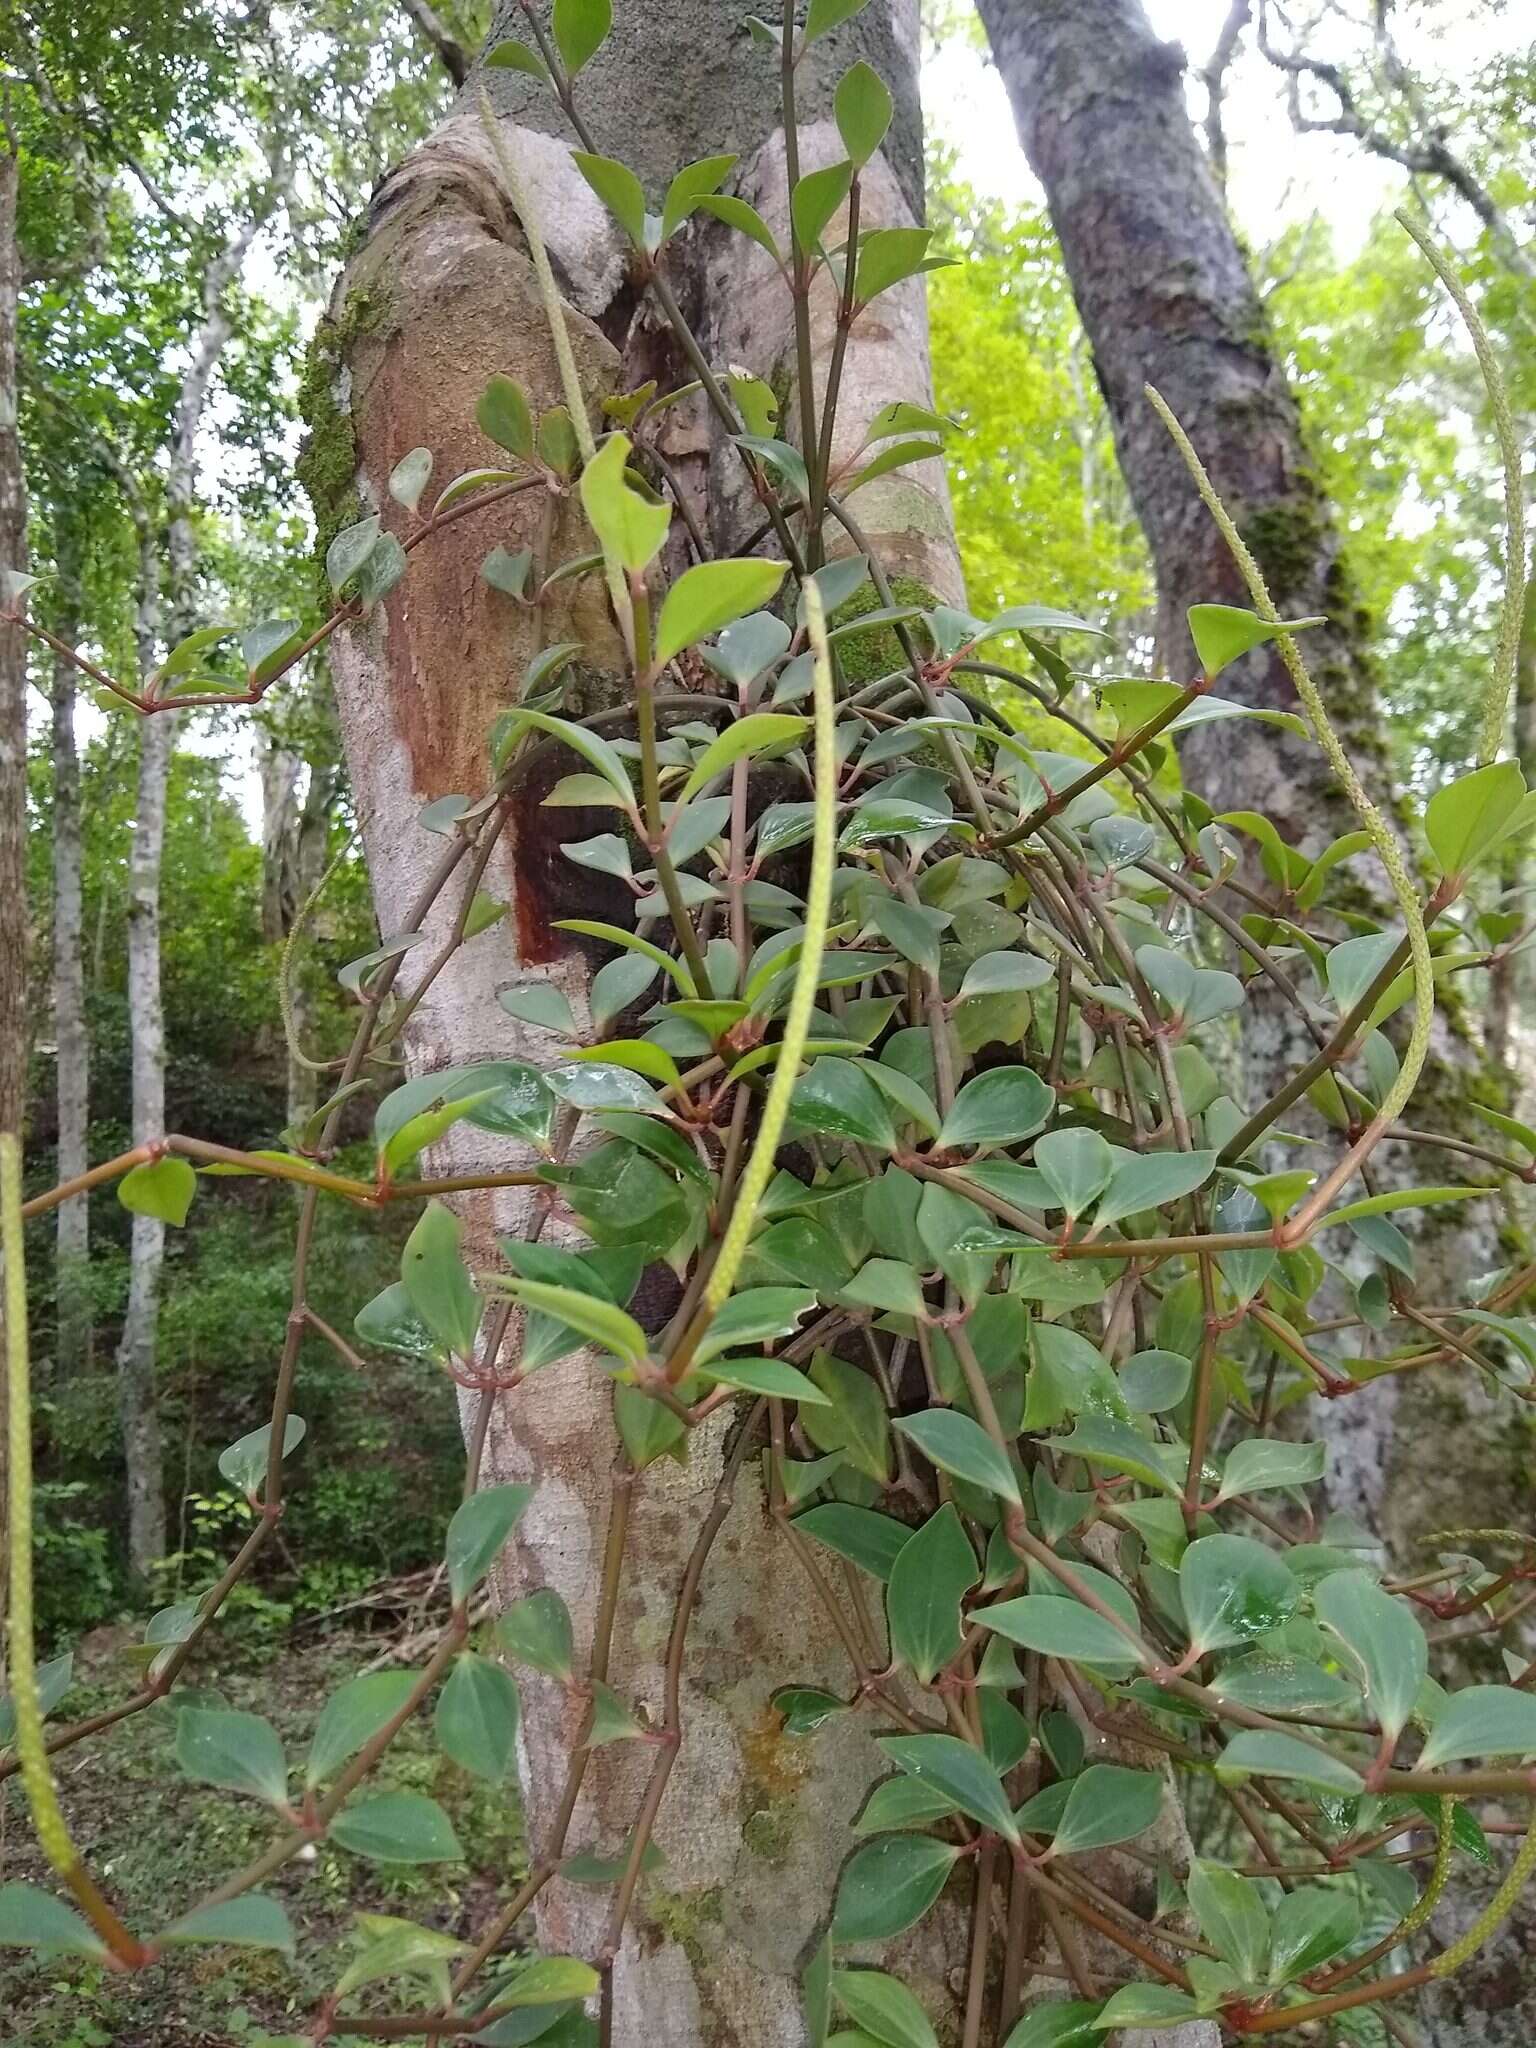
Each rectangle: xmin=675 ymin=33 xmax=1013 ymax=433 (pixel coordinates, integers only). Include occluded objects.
xmin=316 ymin=7 xmax=975 ymax=2036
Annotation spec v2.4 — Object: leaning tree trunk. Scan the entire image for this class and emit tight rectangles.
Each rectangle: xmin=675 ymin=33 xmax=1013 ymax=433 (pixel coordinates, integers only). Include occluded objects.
xmin=975 ymin=0 xmax=1392 ymax=847
xmin=51 ymin=585 xmax=92 ymax=1373
xmin=310 ymin=5 xmax=971 ymax=2037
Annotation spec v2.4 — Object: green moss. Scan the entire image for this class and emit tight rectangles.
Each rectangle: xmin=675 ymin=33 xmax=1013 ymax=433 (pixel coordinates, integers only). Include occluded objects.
xmin=646 ymin=1883 xmax=724 ymax=1969
xmin=741 ymin=1805 xmax=795 ymax=1863
xmin=1241 ymin=491 xmax=1326 ymax=606
xmin=830 ymin=573 xmax=938 ymax=690
xmin=296 ymin=281 xmax=391 ymax=612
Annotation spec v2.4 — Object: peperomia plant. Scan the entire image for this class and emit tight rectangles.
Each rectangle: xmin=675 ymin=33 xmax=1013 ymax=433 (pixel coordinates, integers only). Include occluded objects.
xmin=4 ymin=2 xmax=1536 ymax=2044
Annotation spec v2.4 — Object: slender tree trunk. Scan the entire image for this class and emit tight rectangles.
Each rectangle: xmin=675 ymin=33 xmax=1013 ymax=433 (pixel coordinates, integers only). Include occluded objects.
xmin=114 ymin=183 xmax=278 ymax=1579
xmin=313 ymin=7 xmax=974 ymax=2036
xmin=116 ymin=708 xmax=172 ymax=1576
xmin=0 ymin=147 xmax=27 ymax=1144
xmin=0 ymin=136 xmax=25 ymax=1682
xmin=51 ymin=589 xmax=92 ymax=1372
xmin=1486 ymin=574 xmax=1536 ymax=1079
xmin=260 ymin=734 xmax=333 ymax=1128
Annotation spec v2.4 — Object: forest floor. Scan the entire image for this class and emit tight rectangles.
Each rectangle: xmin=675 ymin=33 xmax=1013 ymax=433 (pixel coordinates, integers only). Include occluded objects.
xmin=0 ymin=1619 xmax=527 ymax=2047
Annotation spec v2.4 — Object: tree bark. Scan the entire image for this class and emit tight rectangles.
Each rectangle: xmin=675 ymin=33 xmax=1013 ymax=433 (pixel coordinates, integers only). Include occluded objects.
xmin=0 ymin=146 xmax=28 ymax=1146
xmin=51 ymin=585 xmax=92 ymax=1373
xmin=313 ymin=6 xmax=971 ymax=2037
xmin=976 ymin=0 xmax=1389 ymax=848
xmin=116 ymin=707 xmax=172 ymax=1578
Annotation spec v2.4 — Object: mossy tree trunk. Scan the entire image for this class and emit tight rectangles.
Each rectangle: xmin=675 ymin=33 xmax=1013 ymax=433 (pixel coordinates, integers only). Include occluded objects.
xmin=975 ymin=0 xmax=1389 ymax=847
xmin=314 ymin=7 xmax=967 ymax=2039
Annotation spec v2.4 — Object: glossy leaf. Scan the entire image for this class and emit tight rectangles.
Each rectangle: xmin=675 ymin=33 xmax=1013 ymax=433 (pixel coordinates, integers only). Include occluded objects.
xmin=446 ymin=1483 xmax=534 ymax=1604
xmin=1314 ymin=1569 xmax=1426 ymax=1740
xmin=894 ymin=1409 xmax=1020 ymax=1504
xmin=876 ymin=1734 xmax=1019 ymax=1842
xmin=436 ymin=1654 xmax=520 ymax=1780
xmin=830 ymin=1835 xmax=958 ymax=1944
xmin=887 ymin=1504 xmax=977 ymax=1684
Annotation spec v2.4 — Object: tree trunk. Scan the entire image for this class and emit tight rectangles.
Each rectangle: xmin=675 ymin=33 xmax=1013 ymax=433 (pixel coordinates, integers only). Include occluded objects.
xmin=975 ymin=0 xmax=1389 ymax=847
xmin=114 ymin=183 xmax=278 ymax=1579
xmin=0 ymin=147 xmax=27 ymax=1145
xmin=51 ymin=588 xmax=92 ymax=1373
xmin=116 ymin=707 xmax=172 ymax=1577
xmin=313 ymin=6 xmax=970 ymax=2037
xmin=0 ymin=137 xmax=24 ymax=1684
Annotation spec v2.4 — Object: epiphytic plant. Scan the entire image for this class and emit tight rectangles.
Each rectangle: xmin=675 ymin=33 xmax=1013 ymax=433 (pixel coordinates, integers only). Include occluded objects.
xmin=4 ymin=2 xmax=1536 ymax=2043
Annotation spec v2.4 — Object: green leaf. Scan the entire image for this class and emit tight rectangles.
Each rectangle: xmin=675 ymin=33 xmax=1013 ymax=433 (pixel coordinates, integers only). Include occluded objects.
xmin=805 ymin=1931 xmax=833 ymax=2048
xmin=976 ymin=1595 xmax=1141 ymax=1674
xmin=854 ymin=1776 xmax=958 ymax=1836
xmin=335 ymin=1913 xmax=468 ymax=1999
xmin=805 ymin=1348 xmax=891 ymax=1481
xmin=775 ymin=1687 xmax=847 ymax=1735
xmin=498 ymin=1277 xmax=649 ymax=1372
xmin=1053 ymin=1414 xmax=1180 ymax=1495
xmin=957 ymin=951 xmax=1054 ymax=1000
xmin=217 ymin=1416 xmax=306 ymax=1498
xmin=403 ymin=1201 xmax=481 ymax=1358
xmin=436 ymin=1654 xmax=520 ymax=1780
xmin=553 ymin=0 xmax=612 ymax=76
xmin=843 ymin=1257 xmax=927 ymax=1319
xmin=1218 ymin=1730 xmax=1366 ymax=1795
xmin=831 ymin=1836 xmax=958 ymax=1945
xmin=446 ymin=1483 xmax=534 ymax=1604
xmin=1267 ymin=1887 xmax=1361 ymax=1984
xmin=1426 ymin=760 xmax=1530 ymax=877
xmin=1093 ymin=1149 xmax=1216 ymax=1230
xmin=655 ymin=560 xmax=789 ymax=669
xmin=1187 ymin=604 xmax=1324 ymax=678
xmin=1034 ymin=1128 xmax=1114 ymax=1221
xmin=805 ymin=0 xmax=871 ymax=40
xmin=0 ymin=1653 xmax=72 ymax=1748
xmin=1314 ymin=1569 xmax=1426 ymax=1740
xmin=160 ymin=1896 xmax=295 ymax=1955
xmin=697 ymin=193 xmax=781 ymax=260
xmin=887 ymin=1504 xmax=977 ymax=1684
xmin=791 ymin=1058 xmax=899 ymax=1149
xmin=676 ymin=709 xmax=806 ymax=804
xmin=894 ymin=1409 xmax=1020 ymax=1505
xmin=578 ymin=431 xmax=669 ymax=567
xmin=0 ymin=1884 xmax=106 ymax=1957
xmin=792 ymin=161 xmax=854 ymax=253
xmin=937 ymin=1066 xmax=1054 ymax=1150
xmin=1002 ymin=2002 xmax=1104 ymax=2048
xmin=326 ymin=514 xmax=382 ymax=593
xmin=1118 ymin=1349 xmax=1191 ymax=1414
xmin=856 ymin=227 xmax=941 ymax=303
xmin=355 ymin=1281 xmax=441 ymax=1366
xmin=877 ymin=1734 xmax=1019 ymax=1843
xmin=795 ymin=1502 xmax=912 ymax=1581
xmin=176 ymin=1707 xmax=288 ymax=1806
xmin=477 ymin=375 xmax=534 ymax=461
xmin=485 ymin=37 xmax=549 ymax=79
xmin=493 ymin=1955 xmax=602 ymax=2006
xmin=1091 ymin=1983 xmax=1200 ymax=2031
xmin=699 ymin=1355 xmax=830 ymax=1405
xmin=1048 ymin=1765 xmax=1164 ymax=1859
xmin=497 ymin=1591 xmax=575 ymax=1680
xmin=1215 ymin=1437 xmax=1326 ymax=1502
xmin=660 ymin=152 xmax=738 ymax=241
xmin=119 ymin=1154 xmax=197 ymax=1226
xmin=1187 ymin=1861 xmax=1270 ymax=1981
xmin=308 ymin=1672 xmax=419 ymax=1786
xmin=698 ymin=1287 xmax=815 ymax=1364
xmin=832 ymin=1968 xmax=939 ymax=2048
xmin=1320 ymin=1185 xmax=1486 ymax=1230
xmin=1418 ymin=1686 xmax=1536 ymax=1770
xmin=1181 ymin=1536 xmax=1299 ymax=1654
xmin=388 ymin=446 xmax=433 ymax=511
xmin=835 ymin=60 xmax=892 ymax=166
xmin=330 ymin=1792 xmax=463 ymax=1864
